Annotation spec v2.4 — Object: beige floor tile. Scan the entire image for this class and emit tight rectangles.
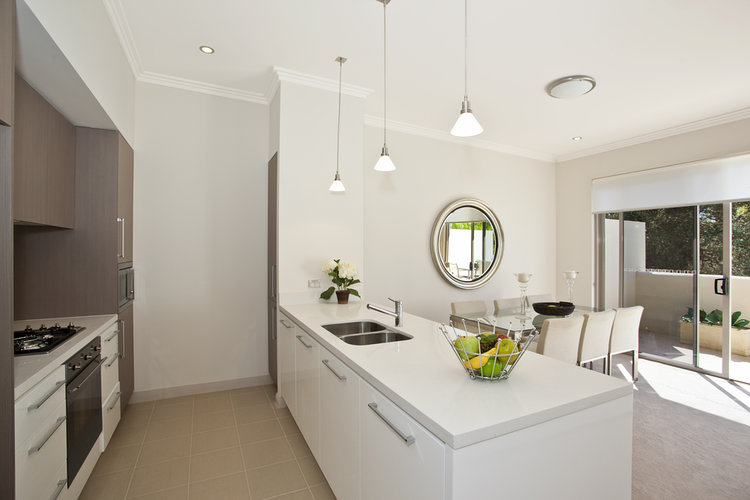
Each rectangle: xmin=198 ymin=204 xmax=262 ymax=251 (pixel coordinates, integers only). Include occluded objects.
xmin=129 ymin=485 xmax=189 ymax=500
xmin=120 ymin=407 xmax=153 ymax=429
xmin=194 ymin=389 xmax=232 ymax=400
xmin=272 ymin=488 xmax=314 ymax=500
xmin=234 ymin=402 xmax=276 ymax=424
xmin=240 ymin=437 xmax=295 ymax=469
xmin=108 ymin=423 xmax=147 ymax=449
xmin=190 ymin=446 xmax=244 ymax=483
xmin=193 ymin=409 xmax=236 ymax=433
xmin=128 ymin=457 xmax=190 ymax=498
xmin=154 ymin=395 xmax=194 ymax=408
xmin=261 ymin=384 xmax=277 ymax=399
xmin=92 ymin=444 xmax=140 ymax=476
xmin=79 ymin=468 xmax=132 ymax=500
xmin=138 ymin=436 xmax=191 ymax=466
xmin=231 ymin=389 xmax=269 ymax=408
xmin=278 ymin=417 xmax=301 ymax=436
xmin=273 ymin=405 xmax=292 ymax=418
xmin=247 ymin=460 xmax=307 ymax=499
xmin=188 ymin=472 xmax=251 ymax=500
xmin=286 ymin=433 xmax=313 ymax=459
xmin=144 ymin=415 xmax=192 ymax=441
xmin=309 ymin=483 xmax=336 ymax=500
xmin=194 ymin=395 xmax=233 ymax=414
xmin=298 ymin=456 xmax=326 ymax=486
xmin=237 ymin=419 xmax=284 ymax=444
xmin=151 ymin=402 xmax=193 ymax=421
xmin=126 ymin=400 xmax=155 ymax=411
xmin=191 ymin=427 xmax=240 ymax=454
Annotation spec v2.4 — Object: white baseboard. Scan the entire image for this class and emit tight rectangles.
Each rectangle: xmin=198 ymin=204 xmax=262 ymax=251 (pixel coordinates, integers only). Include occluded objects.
xmin=129 ymin=374 xmax=274 ymax=404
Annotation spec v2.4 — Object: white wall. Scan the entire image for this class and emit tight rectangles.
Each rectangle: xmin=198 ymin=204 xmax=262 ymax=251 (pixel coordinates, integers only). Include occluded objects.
xmin=277 ymin=81 xmax=365 ymax=304
xmin=363 ymin=127 xmax=557 ymax=323
xmin=133 ymin=82 xmax=269 ymax=393
xmin=23 ymin=0 xmax=136 ymax=144
xmin=557 ymin=117 xmax=750 ymax=306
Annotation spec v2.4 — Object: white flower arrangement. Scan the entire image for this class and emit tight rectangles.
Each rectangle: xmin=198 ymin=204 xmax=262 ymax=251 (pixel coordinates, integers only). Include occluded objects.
xmin=320 ymin=258 xmax=361 ymax=300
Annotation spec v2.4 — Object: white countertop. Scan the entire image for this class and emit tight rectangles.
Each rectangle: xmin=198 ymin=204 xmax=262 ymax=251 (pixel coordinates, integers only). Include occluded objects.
xmin=14 ymin=314 xmax=118 ymax=399
xmin=281 ymin=302 xmax=633 ymax=449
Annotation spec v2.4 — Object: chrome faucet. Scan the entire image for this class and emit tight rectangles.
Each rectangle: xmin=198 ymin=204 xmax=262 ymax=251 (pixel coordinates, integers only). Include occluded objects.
xmin=367 ymin=298 xmax=403 ymax=327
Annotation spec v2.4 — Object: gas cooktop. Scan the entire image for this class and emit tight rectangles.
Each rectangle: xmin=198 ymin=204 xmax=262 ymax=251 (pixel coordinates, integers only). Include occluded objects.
xmin=13 ymin=323 xmax=86 ymax=355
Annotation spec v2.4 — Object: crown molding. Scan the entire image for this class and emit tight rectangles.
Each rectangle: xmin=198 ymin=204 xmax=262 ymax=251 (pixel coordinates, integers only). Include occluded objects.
xmin=363 ymin=115 xmax=555 ymax=162
xmin=272 ymin=67 xmax=373 ymax=99
xmin=557 ymin=107 xmax=750 ymax=162
xmin=103 ymin=0 xmax=143 ymax=77
xmin=139 ymin=72 xmax=267 ymax=104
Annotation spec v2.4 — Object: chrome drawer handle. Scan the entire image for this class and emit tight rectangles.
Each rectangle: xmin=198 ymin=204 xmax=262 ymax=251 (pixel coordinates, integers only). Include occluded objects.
xmin=280 ymin=319 xmax=293 ymax=329
xmin=107 ymin=392 xmax=122 ymax=411
xmin=322 ymin=359 xmax=347 ymax=381
xmin=27 ymin=381 xmax=65 ymax=411
xmin=105 ymin=355 xmax=119 ymax=368
xmin=367 ymin=402 xmax=415 ymax=446
xmin=51 ymin=479 xmax=66 ymax=500
xmin=28 ymin=416 xmax=66 ymax=455
xmin=105 ymin=329 xmax=119 ymax=342
xmin=296 ymin=335 xmax=313 ymax=349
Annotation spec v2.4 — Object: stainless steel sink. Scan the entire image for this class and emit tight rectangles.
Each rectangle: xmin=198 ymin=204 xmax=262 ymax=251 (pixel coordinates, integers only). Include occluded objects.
xmin=321 ymin=321 xmax=413 ymax=345
xmin=322 ymin=321 xmax=390 ymax=337
xmin=339 ymin=331 xmax=413 ymax=346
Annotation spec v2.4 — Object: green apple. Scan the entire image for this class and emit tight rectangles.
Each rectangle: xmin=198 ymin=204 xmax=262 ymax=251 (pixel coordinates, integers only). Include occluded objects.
xmin=454 ymin=336 xmax=480 ymax=361
xmin=497 ymin=338 xmax=520 ymax=365
xmin=480 ymin=356 xmax=505 ymax=377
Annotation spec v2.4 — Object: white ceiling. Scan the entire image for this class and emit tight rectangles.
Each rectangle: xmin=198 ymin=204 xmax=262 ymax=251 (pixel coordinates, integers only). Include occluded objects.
xmin=62 ymin=0 xmax=750 ymax=160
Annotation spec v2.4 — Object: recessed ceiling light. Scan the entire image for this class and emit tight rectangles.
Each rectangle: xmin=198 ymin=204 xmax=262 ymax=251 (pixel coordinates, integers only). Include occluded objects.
xmin=199 ymin=45 xmax=215 ymax=54
xmin=572 ymin=136 xmax=582 ymax=141
xmin=546 ymin=75 xmax=596 ymax=99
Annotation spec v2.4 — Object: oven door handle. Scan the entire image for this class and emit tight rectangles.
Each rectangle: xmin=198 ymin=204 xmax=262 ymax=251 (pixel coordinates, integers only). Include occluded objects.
xmin=67 ymin=361 xmax=102 ymax=394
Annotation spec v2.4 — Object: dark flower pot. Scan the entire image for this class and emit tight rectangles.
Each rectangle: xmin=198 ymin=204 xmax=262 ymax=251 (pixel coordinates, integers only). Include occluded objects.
xmin=336 ymin=290 xmax=350 ymax=304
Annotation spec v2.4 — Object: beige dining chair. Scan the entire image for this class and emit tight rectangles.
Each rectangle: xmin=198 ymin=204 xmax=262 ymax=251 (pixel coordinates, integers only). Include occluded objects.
xmin=493 ymin=297 xmax=519 ymax=312
xmin=608 ymin=305 xmax=644 ymax=381
xmin=450 ymin=300 xmax=489 ymax=334
xmin=536 ymin=315 xmax=585 ymax=365
xmin=578 ymin=310 xmax=616 ymax=372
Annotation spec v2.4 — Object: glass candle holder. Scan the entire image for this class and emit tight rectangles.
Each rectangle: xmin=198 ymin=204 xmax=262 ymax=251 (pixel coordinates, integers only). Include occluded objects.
xmin=563 ymin=271 xmax=578 ymax=303
xmin=514 ymin=272 xmax=532 ymax=317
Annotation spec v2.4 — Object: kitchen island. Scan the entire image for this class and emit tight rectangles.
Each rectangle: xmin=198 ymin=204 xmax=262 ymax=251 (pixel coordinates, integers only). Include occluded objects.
xmin=279 ymin=302 xmax=633 ymax=500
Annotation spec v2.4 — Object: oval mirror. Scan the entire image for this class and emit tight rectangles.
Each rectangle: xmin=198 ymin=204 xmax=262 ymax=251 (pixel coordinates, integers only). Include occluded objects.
xmin=430 ymin=198 xmax=504 ymax=289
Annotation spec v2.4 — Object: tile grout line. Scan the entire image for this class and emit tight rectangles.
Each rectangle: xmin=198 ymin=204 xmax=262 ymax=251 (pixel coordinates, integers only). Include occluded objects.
xmin=232 ymin=389 xmax=255 ymax=499
xmin=122 ymin=403 xmax=155 ymax=500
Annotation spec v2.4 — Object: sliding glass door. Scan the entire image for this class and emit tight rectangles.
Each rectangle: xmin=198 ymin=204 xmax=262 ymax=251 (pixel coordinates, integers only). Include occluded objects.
xmin=601 ymin=201 xmax=749 ymax=383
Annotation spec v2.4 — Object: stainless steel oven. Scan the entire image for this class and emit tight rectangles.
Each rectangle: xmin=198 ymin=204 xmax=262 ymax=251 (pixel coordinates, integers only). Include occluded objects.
xmin=66 ymin=337 xmax=102 ymax=485
xmin=118 ymin=262 xmax=135 ymax=311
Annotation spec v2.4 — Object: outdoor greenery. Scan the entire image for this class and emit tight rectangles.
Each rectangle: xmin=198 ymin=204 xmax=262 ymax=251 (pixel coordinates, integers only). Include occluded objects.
xmin=620 ymin=201 xmax=749 ymax=277
xmin=681 ymin=307 xmax=750 ymax=329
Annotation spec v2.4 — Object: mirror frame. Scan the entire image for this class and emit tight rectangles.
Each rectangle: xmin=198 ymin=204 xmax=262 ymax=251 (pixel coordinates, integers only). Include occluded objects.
xmin=430 ymin=198 xmax=504 ymax=289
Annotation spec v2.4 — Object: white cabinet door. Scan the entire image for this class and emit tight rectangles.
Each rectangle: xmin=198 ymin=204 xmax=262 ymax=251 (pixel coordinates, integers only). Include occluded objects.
xmin=360 ymin=380 xmax=445 ymax=500
xmin=277 ymin=312 xmax=296 ymax=416
xmin=319 ymin=350 xmax=360 ymax=500
xmin=294 ymin=328 xmax=320 ymax=459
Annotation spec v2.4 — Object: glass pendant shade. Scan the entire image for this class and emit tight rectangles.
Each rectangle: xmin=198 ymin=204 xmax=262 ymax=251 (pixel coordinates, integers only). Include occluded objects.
xmin=374 ymin=146 xmax=396 ymax=172
xmin=329 ymin=173 xmax=345 ymax=192
xmin=451 ymin=104 xmax=483 ymax=137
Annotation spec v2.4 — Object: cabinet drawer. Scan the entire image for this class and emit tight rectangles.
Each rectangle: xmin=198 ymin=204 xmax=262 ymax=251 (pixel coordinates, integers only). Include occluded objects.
xmin=360 ymin=380 xmax=445 ymax=500
xmin=101 ymin=352 xmax=119 ymax=403
xmin=15 ymin=364 xmax=66 ymax=444
xmin=49 ymin=463 xmax=68 ymax=500
xmin=101 ymin=383 xmax=122 ymax=451
xmin=101 ymin=323 xmax=119 ymax=359
xmin=16 ymin=401 xmax=67 ymax=500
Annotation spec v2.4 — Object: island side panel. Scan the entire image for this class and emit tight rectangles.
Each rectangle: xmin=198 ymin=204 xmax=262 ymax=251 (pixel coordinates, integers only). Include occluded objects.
xmin=447 ymin=394 xmax=632 ymax=500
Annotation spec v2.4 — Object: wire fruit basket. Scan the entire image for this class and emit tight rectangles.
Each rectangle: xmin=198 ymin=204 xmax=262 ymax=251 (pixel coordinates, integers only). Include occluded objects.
xmin=439 ymin=319 xmax=538 ymax=381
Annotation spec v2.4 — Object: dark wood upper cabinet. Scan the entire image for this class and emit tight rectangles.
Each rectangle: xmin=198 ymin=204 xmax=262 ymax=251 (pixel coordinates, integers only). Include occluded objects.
xmin=13 ymin=76 xmax=75 ymax=228
xmin=117 ymin=134 xmax=134 ymax=263
xmin=0 ymin=0 xmax=12 ymax=127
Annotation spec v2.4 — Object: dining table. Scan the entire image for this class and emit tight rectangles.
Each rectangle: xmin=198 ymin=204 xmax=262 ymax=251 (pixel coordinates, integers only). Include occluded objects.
xmin=449 ymin=303 xmax=597 ymax=334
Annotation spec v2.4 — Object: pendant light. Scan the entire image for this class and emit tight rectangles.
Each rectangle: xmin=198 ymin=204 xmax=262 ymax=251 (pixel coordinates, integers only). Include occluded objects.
xmin=374 ymin=0 xmax=395 ymax=171
xmin=450 ymin=0 xmax=483 ymax=137
xmin=329 ymin=56 xmax=347 ymax=192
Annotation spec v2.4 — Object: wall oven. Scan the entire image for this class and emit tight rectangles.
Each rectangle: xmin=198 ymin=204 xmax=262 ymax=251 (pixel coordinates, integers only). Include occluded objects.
xmin=118 ymin=262 xmax=135 ymax=311
xmin=66 ymin=337 xmax=102 ymax=485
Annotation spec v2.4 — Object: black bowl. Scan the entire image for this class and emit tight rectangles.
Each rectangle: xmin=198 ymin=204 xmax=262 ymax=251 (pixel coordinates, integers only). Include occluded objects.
xmin=532 ymin=301 xmax=575 ymax=316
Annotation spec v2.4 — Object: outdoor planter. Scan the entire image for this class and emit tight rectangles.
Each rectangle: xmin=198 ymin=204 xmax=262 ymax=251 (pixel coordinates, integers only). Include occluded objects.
xmin=679 ymin=322 xmax=750 ymax=356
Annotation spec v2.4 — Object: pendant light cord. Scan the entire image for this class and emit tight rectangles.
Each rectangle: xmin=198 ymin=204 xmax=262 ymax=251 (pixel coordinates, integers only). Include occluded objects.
xmin=336 ymin=59 xmax=343 ymax=176
xmin=383 ymin=0 xmax=387 ymax=147
xmin=464 ymin=0 xmax=468 ymax=100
